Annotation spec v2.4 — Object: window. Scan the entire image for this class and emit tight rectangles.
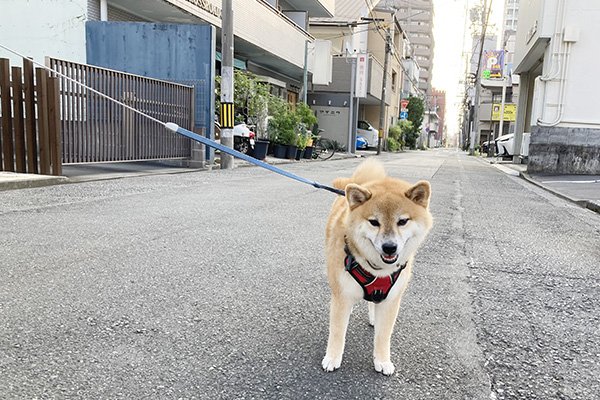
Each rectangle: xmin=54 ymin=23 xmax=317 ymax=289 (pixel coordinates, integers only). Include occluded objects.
xmin=392 ymin=70 xmax=397 ymax=91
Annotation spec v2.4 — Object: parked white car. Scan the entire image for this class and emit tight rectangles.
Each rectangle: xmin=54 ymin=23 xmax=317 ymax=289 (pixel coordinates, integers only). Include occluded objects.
xmin=357 ymin=120 xmax=379 ymax=149
xmin=494 ymin=132 xmax=530 ymax=157
xmin=495 ymin=133 xmax=515 ymax=156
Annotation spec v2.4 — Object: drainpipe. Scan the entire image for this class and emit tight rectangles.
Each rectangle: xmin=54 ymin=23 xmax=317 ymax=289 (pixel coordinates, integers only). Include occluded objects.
xmin=100 ymin=0 xmax=108 ymax=21
xmin=537 ymin=41 xmax=572 ymax=127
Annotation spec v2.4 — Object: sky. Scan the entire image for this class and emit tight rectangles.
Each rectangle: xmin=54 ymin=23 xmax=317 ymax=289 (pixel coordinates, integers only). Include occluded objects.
xmin=431 ymin=0 xmax=505 ymax=142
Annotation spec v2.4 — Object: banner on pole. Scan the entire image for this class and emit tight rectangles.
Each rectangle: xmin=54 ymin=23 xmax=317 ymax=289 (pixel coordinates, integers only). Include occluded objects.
xmin=355 ymin=53 xmax=368 ymax=98
xmin=482 ymin=50 xmax=505 ymax=80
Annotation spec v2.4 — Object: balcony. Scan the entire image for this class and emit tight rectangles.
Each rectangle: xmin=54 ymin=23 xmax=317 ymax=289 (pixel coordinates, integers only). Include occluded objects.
xmin=277 ymin=0 xmax=334 ymax=17
xmin=106 ymin=0 xmax=314 ymax=80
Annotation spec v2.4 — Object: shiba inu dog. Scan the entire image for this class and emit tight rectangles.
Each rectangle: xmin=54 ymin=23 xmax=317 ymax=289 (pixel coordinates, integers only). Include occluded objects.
xmin=322 ymin=159 xmax=433 ymax=375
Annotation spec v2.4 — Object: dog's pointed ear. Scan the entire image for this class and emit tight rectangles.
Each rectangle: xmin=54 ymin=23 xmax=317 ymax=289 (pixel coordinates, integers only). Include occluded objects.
xmin=405 ymin=181 xmax=431 ymax=208
xmin=345 ymin=184 xmax=372 ymax=210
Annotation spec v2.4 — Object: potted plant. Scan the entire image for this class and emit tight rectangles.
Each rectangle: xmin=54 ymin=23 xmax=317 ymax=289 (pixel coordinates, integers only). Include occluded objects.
xmin=268 ymin=103 xmax=299 ymax=159
xmin=296 ymin=132 xmax=310 ymax=160
xmin=303 ymin=133 xmax=317 ymax=159
xmin=294 ymin=102 xmax=318 ymax=160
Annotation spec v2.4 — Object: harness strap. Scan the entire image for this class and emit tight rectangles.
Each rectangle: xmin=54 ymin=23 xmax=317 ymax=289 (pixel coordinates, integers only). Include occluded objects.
xmin=344 ymin=252 xmax=407 ymax=303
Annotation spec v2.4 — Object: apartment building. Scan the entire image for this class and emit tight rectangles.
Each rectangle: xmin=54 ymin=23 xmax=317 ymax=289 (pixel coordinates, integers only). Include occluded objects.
xmin=430 ymin=88 xmax=446 ymax=145
xmin=389 ymin=0 xmax=434 ymax=95
xmin=513 ymin=0 xmax=600 ymax=173
xmin=309 ymin=0 xmax=408 ymax=151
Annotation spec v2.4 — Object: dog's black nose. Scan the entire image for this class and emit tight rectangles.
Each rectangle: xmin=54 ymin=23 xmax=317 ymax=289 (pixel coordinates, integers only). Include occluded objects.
xmin=382 ymin=243 xmax=397 ymax=255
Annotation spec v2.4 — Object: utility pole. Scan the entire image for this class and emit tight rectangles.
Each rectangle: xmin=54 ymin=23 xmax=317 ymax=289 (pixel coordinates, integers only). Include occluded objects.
xmin=220 ymin=0 xmax=234 ymax=169
xmin=486 ymin=75 xmax=507 ymax=158
xmin=377 ymin=26 xmax=391 ymax=155
xmin=469 ymin=0 xmax=491 ymax=155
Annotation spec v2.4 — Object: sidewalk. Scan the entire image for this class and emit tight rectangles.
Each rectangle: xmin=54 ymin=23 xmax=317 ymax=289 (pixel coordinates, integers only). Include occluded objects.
xmin=0 ymin=151 xmax=358 ymax=191
xmin=481 ymin=156 xmax=600 ymax=213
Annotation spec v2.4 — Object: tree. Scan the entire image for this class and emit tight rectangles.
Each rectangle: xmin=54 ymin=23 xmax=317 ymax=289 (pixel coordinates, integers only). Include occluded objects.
xmin=215 ymin=70 xmax=271 ymax=137
xmin=406 ymin=95 xmax=424 ymax=149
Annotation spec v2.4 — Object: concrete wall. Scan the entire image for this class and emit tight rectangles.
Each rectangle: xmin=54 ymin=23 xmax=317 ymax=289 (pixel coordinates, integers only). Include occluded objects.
xmin=0 ymin=0 xmax=88 ymax=65
xmin=311 ymin=106 xmax=350 ymax=147
xmin=529 ymin=126 xmax=600 ymax=174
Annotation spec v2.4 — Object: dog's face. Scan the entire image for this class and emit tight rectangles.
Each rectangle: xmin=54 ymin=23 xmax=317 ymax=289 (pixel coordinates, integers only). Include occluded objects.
xmin=344 ymin=178 xmax=433 ymax=271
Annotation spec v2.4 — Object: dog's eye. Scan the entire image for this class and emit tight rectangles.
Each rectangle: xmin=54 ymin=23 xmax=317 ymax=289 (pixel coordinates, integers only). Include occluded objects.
xmin=368 ymin=219 xmax=380 ymax=227
xmin=397 ymin=218 xmax=409 ymax=226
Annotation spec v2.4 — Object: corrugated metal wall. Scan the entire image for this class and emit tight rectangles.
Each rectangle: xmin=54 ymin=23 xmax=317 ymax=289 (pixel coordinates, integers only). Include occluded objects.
xmin=86 ymin=22 xmax=215 ymax=137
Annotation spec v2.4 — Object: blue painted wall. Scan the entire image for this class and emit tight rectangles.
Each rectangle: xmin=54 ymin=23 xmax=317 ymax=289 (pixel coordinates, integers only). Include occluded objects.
xmin=86 ymin=22 xmax=215 ymax=139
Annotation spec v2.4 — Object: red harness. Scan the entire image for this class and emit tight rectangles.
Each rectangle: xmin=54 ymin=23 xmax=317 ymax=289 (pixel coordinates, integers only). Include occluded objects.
xmin=344 ymin=251 xmax=407 ymax=303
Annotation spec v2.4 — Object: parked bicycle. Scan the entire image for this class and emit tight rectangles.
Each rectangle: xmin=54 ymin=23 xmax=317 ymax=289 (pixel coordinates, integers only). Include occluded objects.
xmin=311 ymin=130 xmax=336 ymax=160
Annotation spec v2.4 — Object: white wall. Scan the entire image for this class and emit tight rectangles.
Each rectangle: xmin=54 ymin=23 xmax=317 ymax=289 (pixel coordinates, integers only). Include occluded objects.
xmin=557 ymin=1 xmax=600 ymax=126
xmin=0 ymin=0 xmax=88 ymax=66
xmin=532 ymin=0 xmax=600 ymax=128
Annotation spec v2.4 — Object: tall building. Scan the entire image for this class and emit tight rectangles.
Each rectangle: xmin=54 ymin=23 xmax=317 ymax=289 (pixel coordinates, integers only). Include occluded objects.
xmin=502 ymin=0 xmax=520 ymax=38
xmin=383 ymin=0 xmax=434 ymax=95
xmin=431 ymin=88 xmax=446 ymax=144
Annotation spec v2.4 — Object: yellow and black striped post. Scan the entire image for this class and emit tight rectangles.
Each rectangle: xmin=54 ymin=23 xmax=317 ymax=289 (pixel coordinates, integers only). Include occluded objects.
xmin=220 ymin=102 xmax=234 ymax=129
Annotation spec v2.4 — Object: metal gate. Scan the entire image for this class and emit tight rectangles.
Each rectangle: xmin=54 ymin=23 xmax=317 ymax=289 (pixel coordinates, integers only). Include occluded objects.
xmin=48 ymin=58 xmax=194 ymax=164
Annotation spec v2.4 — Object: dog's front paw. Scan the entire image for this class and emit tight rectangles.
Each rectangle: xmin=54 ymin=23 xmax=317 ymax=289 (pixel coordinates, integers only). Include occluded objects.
xmin=322 ymin=354 xmax=342 ymax=372
xmin=374 ymin=359 xmax=395 ymax=376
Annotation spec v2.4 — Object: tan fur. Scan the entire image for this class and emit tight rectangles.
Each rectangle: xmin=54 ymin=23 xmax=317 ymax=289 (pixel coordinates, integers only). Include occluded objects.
xmin=322 ymin=160 xmax=433 ymax=375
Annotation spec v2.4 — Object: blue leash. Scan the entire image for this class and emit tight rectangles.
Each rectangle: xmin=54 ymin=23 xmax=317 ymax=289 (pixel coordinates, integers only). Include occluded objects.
xmin=165 ymin=123 xmax=346 ymax=196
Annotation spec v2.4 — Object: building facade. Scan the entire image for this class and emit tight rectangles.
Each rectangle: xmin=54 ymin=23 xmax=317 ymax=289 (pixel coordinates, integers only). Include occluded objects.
xmin=513 ymin=0 xmax=600 ymax=173
xmin=388 ymin=0 xmax=434 ymax=95
xmin=308 ymin=0 xmax=409 ymax=151
xmin=0 ymin=0 xmax=333 ymax=100
xmin=431 ymin=88 xmax=446 ymax=145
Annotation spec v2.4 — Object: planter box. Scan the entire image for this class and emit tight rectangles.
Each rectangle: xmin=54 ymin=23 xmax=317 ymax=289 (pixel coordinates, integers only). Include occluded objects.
xmin=273 ymin=144 xmax=287 ymax=158
xmin=303 ymin=146 xmax=314 ymax=159
xmin=253 ymin=140 xmax=269 ymax=160
xmin=286 ymin=145 xmax=298 ymax=159
xmin=295 ymin=149 xmax=305 ymax=160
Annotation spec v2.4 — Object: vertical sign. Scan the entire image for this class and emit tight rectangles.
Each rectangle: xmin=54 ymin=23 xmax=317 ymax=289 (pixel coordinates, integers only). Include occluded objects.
xmin=355 ymin=53 xmax=368 ymax=98
xmin=400 ymin=99 xmax=409 ymax=120
xmin=482 ymin=50 xmax=505 ymax=79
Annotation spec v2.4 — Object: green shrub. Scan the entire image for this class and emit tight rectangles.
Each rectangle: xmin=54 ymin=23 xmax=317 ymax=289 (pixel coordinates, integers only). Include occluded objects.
xmin=388 ymin=125 xmax=402 ymax=140
xmin=388 ymin=137 xmax=401 ymax=152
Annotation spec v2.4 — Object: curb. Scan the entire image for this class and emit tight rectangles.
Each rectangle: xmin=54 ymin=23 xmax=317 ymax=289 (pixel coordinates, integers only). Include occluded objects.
xmin=472 ymin=155 xmax=599 ymax=214
xmin=0 ymin=153 xmax=361 ymax=191
xmin=0 ymin=176 xmax=68 ymax=191
xmin=519 ymin=172 xmax=600 ymax=214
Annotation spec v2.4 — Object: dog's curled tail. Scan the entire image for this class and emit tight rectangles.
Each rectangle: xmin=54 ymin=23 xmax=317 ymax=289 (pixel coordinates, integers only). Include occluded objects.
xmin=351 ymin=158 xmax=386 ymax=184
xmin=332 ymin=159 xmax=386 ymax=190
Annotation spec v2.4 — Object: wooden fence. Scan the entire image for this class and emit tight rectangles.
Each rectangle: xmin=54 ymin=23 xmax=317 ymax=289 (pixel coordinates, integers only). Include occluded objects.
xmin=0 ymin=58 xmax=62 ymax=175
xmin=47 ymin=58 xmax=195 ymax=164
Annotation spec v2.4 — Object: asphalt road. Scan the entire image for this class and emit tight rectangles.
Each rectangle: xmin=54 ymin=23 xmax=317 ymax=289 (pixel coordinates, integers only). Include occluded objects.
xmin=1 ymin=150 xmax=599 ymax=399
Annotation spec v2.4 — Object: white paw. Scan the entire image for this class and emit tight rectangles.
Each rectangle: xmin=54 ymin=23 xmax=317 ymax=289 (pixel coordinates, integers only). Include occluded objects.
xmin=374 ymin=359 xmax=395 ymax=376
xmin=368 ymin=315 xmax=375 ymax=327
xmin=322 ymin=354 xmax=342 ymax=372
